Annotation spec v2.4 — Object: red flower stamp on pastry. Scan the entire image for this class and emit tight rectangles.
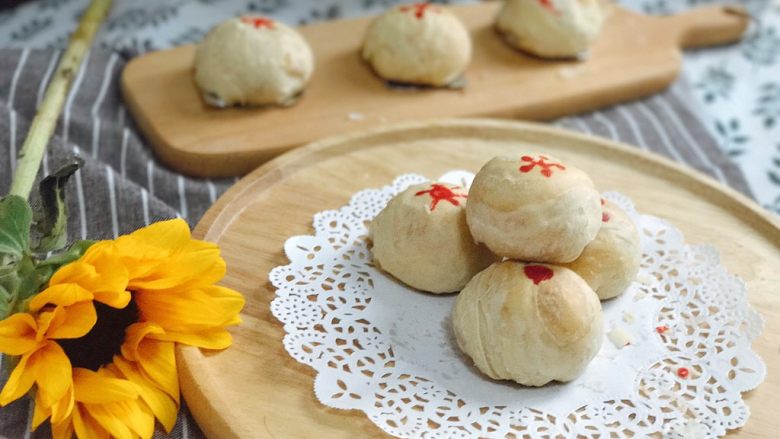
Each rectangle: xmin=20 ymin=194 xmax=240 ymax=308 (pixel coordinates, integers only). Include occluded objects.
xmin=400 ymin=3 xmax=438 ymax=19
xmin=538 ymin=0 xmax=560 ymax=14
xmin=241 ymin=16 xmax=275 ymax=29
xmin=524 ymin=265 xmax=554 ymax=285
xmin=415 ymin=184 xmax=466 ymax=211
xmin=519 ymin=155 xmax=566 ymax=177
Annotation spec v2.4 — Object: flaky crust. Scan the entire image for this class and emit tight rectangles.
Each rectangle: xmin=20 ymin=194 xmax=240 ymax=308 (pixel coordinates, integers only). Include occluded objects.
xmin=452 ymin=261 xmax=603 ymax=386
xmin=370 ymin=183 xmax=496 ymax=293
xmin=495 ymin=0 xmax=606 ymax=59
xmin=466 ymin=154 xmax=602 ymax=263
xmin=194 ymin=17 xmax=314 ymax=107
xmin=362 ymin=4 xmax=472 ymax=86
xmin=563 ymin=200 xmax=640 ymax=300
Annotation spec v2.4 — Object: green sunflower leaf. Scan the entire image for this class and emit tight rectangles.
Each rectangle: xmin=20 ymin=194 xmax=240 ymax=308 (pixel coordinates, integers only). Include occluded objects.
xmin=0 ymin=195 xmax=33 ymax=261
xmin=31 ymin=157 xmax=83 ymax=253
xmin=38 ymin=239 xmax=95 ymax=270
xmin=0 ymin=265 xmax=20 ymax=318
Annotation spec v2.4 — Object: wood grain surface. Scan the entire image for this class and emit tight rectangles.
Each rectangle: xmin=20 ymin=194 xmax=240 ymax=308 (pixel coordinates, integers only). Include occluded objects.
xmin=121 ymin=3 xmax=748 ymax=178
xmin=180 ymin=119 xmax=780 ymax=439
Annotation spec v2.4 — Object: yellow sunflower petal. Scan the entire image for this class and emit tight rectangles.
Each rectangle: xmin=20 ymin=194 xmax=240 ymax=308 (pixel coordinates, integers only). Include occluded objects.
xmin=134 ymin=339 xmax=180 ymax=402
xmin=0 ymin=349 xmax=36 ymax=405
xmin=82 ymin=402 xmax=135 ymax=439
xmin=85 ymin=244 xmax=132 ymax=309
xmin=128 ymin=244 xmax=225 ymax=292
xmin=72 ymin=368 xmax=138 ymax=404
xmin=0 ymin=313 xmax=39 ymax=355
xmin=149 ymin=327 xmax=234 ymax=350
xmin=111 ymin=357 xmax=178 ymax=432
xmin=35 ymin=309 xmax=59 ymax=342
xmin=29 ymin=283 xmax=93 ymax=313
xmin=44 ymin=302 xmax=97 ymax=340
xmin=112 ymin=219 xmax=225 ymax=291
xmin=88 ymin=399 xmax=155 ymax=439
xmin=112 ymin=219 xmax=190 ymax=281
xmin=120 ymin=322 xmax=164 ymax=362
xmin=116 ymin=218 xmax=191 ymax=256
xmin=73 ymin=405 xmax=110 ymax=439
xmin=33 ymin=342 xmax=73 ymax=408
xmin=51 ymin=416 xmax=74 ymax=439
xmin=32 ymin=390 xmax=52 ymax=430
xmin=50 ymin=243 xmax=131 ymax=309
xmin=48 ymin=260 xmax=97 ymax=288
xmin=134 ymin=285 xmax=244 ymax=332
xmin=91 ymin=289 xmax=132 ymax=310
xmin=50 ymin=384 xmax=75 ymax=425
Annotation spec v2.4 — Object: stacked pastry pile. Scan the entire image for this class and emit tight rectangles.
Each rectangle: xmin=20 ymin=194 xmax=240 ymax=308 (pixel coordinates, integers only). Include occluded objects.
xmin=369 ymin=154 xmax=640 ymax=386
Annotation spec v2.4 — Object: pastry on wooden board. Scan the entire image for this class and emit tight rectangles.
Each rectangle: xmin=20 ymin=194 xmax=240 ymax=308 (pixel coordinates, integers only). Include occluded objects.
xmin=361 ymin=3 xmax=472 ymax=87
xmin=465 ymin=154 xmax=602 ymax=263
xmin=563 ymin=199 xmax=641 ymax=300
xmin=194 ymin=16 xmax=314 ymax=107
xmin=369 ymin=182 xmax=497 ymax=294
xmin=452 ymin=261 xmax=603 ymax=386
xmin=496 ymin=0 xmax=607 ymax=59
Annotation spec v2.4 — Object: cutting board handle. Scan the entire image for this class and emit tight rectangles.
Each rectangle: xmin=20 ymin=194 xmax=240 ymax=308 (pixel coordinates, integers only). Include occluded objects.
xmin=661 ymin=4 xmax=750 ymax=49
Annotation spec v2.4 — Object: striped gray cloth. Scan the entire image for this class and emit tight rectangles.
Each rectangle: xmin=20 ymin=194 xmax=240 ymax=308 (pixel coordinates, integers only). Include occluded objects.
xmin=0 ymin=47 xmax=751 ymax=438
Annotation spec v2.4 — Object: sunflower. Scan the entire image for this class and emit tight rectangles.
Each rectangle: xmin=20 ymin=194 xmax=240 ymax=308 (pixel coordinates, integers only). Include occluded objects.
xmin=0 ymin=219 xmax=244 ymax=438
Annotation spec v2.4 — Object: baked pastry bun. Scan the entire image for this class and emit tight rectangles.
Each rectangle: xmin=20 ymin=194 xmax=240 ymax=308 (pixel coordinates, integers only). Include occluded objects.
xmin=370 ymin=182 xmax=496 ymax=293
xmin=452 ymin=261 xmax=603 ymax=386
xmin=362 ymin=3 xmax=472 ymax=87
xmin=495 ymin=0 xmax=607 ymax=59
xmin=563 ymin=199 xmax=640 ymax=300
xmin=465 ymin=154 xmax=602 ymax=263
xmin=194 ymin=16 xmax=314 ymax=107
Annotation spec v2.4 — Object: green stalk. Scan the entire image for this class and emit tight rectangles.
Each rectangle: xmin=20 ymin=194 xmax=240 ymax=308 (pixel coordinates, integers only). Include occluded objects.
xmin=8 ymin=0 xmax=113 ymax=199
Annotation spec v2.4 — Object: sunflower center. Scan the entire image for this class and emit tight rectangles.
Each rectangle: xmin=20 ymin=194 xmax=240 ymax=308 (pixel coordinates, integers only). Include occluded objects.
xmin=59 ymin=300 xmax=139 ymax=371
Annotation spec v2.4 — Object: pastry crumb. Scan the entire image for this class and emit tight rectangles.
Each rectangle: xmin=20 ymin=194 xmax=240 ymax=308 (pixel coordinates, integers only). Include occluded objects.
xmin=622 ymin=311 xmax=635 ymax=324
xmin=608 ymin=327 xmax=634 ymax=349
xmin=637 ymin=273 xmax=655 ymax=285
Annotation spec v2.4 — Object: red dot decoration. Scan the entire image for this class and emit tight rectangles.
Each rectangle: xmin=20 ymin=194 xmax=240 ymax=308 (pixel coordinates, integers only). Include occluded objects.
xmin=241 ymin=16 xmax=275 ymax=29
xmin=519 ymin=155 xmax=566 ymax=178
xmin=655 ymin=325 xmax=668 ymax=334
xmin=677 ymin=367 xmax=689 ymax=378
xmin=414 ymin=183 xmax=467 ymax=211
xmin=538 ymin=0 xmax=559 ymax=14
xmin=523 ymin=265 xmax=554 ymax=285
xmin=602 ymin=212 xmax=611 ymax=222
xmin=400 ymin=2 xmax=438 ymax=19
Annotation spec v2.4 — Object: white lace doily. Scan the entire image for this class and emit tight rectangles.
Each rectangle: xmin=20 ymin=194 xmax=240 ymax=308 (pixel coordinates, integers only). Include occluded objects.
xmin=269 ymin=171 xmax=765 ymax=438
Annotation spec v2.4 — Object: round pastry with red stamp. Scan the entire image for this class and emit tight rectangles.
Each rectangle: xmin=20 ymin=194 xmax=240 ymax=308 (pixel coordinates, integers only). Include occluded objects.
xmin=361 ymin=3 xmax=472 ymax=87
xmin=563 ymin=199 xmax=641 ymax=300
xmin=194 ymin=16 xmax=314 ymax=107
xmin=496 ymin=0 xmax=608 ymax=59
xmin=452 ymin=261 xmax=603 ymax=386
xmin=465 ymin=154 xmax=602 ymax=263
xmin=369 ymin=182 xmax=497 ymax=294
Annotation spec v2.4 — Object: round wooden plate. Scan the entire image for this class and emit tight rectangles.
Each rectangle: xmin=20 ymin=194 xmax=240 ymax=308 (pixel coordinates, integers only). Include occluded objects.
xmin=179 ymin=119 xmax=780 ymax=438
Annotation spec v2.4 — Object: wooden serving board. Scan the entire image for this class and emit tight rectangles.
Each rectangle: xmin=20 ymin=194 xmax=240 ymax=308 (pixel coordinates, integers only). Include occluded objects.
xmin=180 ymin=119 xmax=780 ymax=438
xmin=121 ymin=2 xmax=748 ymax=178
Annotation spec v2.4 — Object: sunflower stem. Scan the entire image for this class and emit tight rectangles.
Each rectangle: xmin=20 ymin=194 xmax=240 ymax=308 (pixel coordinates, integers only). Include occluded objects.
xmin=8 ymin=0 xmax=113 ymax=200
